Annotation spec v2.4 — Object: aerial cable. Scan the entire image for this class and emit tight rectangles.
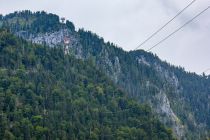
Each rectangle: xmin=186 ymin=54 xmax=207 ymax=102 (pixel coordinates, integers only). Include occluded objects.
xmin=146 ymin=6 xmax=210 ymax=52
xmin=134 ymin=0 xmax=196 ymax=50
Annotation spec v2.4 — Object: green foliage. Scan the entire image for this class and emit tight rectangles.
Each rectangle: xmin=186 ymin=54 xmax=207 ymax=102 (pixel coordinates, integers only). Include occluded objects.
xmin=0 ymin=29 xmax=175 ymax=139
xmin=2 ymin=10 xmax=75 ymax=33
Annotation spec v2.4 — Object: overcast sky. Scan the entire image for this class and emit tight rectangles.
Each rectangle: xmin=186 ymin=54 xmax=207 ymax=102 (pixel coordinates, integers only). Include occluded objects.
xmin=0 ymin=0 xmax=210 ymax=74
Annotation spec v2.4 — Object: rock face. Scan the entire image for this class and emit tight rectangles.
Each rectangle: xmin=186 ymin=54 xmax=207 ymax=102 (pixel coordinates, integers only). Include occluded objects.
xmin=137 ymin=58 xmax=186 ymax=139
xmin=98 ymin=48 xmax=121 ymax=83
xmin=16 ymin=29 xmax=83 ymax=59
xmin=16 ymin=29 xmax=69 ymax=47
xmin=137 ymin=56 xmax=151 ymax=66
xmin=155 ymin=91 xmax=185 ymax=138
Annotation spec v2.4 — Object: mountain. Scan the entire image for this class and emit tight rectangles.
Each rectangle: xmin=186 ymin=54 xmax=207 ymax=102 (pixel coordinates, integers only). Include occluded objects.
xmin=0 ymin=29 xmax=176 ymax=140
xmin=0 ymin=11 xmax=210 ymax=139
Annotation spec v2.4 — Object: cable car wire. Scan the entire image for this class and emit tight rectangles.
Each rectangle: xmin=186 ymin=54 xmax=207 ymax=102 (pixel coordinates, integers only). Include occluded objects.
xmin=134 ymin=0 xmax=196 ymax=50
xmin=146 ymin=6 xmax=210 ymax=52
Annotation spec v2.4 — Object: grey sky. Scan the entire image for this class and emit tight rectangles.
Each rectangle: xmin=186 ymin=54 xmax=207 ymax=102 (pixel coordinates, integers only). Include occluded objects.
xmin=0 ymin=0 xmax=210 ymax=74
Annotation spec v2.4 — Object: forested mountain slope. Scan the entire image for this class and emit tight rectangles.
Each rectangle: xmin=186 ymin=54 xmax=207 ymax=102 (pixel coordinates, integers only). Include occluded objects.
xmin=0 ymin=29 xmax=176 ymax=140
xmin=0 ymin=11 xmax=209 ymax=139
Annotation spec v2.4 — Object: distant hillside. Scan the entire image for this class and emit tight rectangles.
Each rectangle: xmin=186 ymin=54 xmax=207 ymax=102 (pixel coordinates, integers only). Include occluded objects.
xmin=0 ymin=11 xmax=209 ymax=139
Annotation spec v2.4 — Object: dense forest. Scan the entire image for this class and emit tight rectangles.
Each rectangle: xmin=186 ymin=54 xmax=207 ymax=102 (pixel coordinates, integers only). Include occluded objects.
xmin=0 ymin=29 xmax=175 ymax=139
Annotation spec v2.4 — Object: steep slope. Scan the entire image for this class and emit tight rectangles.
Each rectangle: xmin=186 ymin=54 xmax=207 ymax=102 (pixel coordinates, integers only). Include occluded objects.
xmin=77 ymin=31 xmax=210 ymax=139
xmin=1 ymin=11 xmax=210 ymax=139
xmin=0 ymin=29 xmax=176 ymax=140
